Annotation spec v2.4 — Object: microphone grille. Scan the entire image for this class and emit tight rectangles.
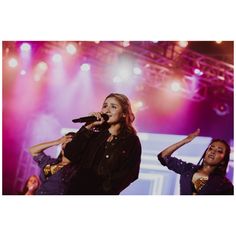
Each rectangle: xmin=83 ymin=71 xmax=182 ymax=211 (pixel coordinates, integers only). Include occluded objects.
xmin=102 ymin=114 xmax=109 ymax=121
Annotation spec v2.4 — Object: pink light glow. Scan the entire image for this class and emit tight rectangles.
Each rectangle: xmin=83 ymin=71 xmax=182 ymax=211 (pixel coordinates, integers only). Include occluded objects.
xmin=8 ymin=58 xmax=18 ymax=68
xmin=66 ymin=43 xmax=77 ymax=55
xmin=170 ymin=81 xmax=181 ymax=92
xmin=52 ymin=53 xmax=62 ymax=63
xmin=178 ymin=41 xmax=188 ymax=48
xmin=20 ymin=43 xmax=31 ymax=52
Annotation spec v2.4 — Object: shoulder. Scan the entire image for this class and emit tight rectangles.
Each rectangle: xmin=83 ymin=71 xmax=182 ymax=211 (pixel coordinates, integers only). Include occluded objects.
xmin=213 ymin=175 xmax=234 ymax=194
xmin=221 ymin=176 xmax=234 ymax=187
xmin=33 ymin=152 xmax=52 ymax=164
xmin=125 ymin=133 xmax=141 ymax=145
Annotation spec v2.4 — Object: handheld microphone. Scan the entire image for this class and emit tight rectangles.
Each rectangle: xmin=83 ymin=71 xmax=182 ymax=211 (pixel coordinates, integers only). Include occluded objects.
xmin=72 ymin=114 xmax=109 ymax=123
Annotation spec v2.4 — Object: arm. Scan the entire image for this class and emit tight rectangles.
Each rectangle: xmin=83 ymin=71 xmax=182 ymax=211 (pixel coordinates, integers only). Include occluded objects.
xmin=64 ymin=112 xmax=107 ymax=162
xmin=158 ymin=129 xmax=200 ymax=158
xmin=28 ymin=135 xmax=72 ymax=156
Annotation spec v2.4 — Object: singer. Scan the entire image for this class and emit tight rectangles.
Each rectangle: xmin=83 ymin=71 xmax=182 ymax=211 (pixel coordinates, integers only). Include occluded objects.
xmin=157 ymin=129 xmax=234 ymax=195
xmin=64 ymin=93 xmax=142 ymax=194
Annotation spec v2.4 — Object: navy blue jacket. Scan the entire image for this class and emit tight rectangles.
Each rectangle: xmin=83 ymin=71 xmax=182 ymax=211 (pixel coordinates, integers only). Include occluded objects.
xmin=33 ymin=152 xmax=77 ymax=195
xmin=158 ymin=155 xmax=234 ymax=195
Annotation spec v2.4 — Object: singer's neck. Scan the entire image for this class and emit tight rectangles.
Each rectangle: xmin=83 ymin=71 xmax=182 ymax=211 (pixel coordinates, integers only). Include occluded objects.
xmin=108 ymin=123 xmax=121 ymax=136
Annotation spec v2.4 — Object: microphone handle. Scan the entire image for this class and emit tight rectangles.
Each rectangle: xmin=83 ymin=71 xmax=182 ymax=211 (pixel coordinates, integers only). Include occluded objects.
xmin=72 ymin=114 xmax=109 ymax=123
xmin=72 ymin=116 xmax=98 ymax=123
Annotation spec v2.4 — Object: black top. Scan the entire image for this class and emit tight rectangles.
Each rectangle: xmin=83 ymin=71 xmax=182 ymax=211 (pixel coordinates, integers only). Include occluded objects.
xmin=64 ymin=126 xmax=142 ymax=194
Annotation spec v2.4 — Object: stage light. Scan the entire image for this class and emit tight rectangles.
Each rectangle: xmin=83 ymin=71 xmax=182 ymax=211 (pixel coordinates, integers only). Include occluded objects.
xmin=80 ymin=63 xmax=90 ymax=72
xmin=113 ymin=76 xmax=123 ymax=83
xmin=170 ymin=81 xmax=181 ymax=92
xmin=20 ymin=43 xmax=31 ymax=52
xmin=33 ymin=74 xmax=41 ymax=82
xmin=8 ymin=58 xmax=18 ymax=68
xmin=217 ymin=76 xmax=225 ymax=81
xmin=216 ymin=41 xmax=222 ymax=44
xmin=37 ymin=61 xmax=48 ymax=71
xmin=122 ymin=41 xmax=130 ymax=47
xmin=194 ymin=68 xmax=203 ymax=76
xmin=52 ymin=53 xmax=62 ymax=63
xmin=213 ymin=102 xmax=229 ymax=116
xmin=119 ymin=68 xmax=131 ymax=79
xmin=178 ymin=41 xmax=188 ymax=48
xmin=134 ymin=101 xmax=144 ymax=109
xmin=20 ymin=69 xmax=26 ymax=75
xmin=94 ymin=41 xmax=100 ymax=44
xmin=66 ymin=43 xmax=77 ymax=55
xmin=133 ymin=67 xmax=142 ymax=75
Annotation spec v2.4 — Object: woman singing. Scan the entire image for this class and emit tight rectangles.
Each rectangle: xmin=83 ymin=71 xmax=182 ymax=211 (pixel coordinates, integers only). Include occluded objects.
xmin=64 ymin=93 xmax=142 ymax=195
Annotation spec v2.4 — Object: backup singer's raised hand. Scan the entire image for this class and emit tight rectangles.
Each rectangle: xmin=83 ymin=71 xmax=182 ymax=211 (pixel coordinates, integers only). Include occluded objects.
xmin=158 ymin=128 xmax=200 ymax=158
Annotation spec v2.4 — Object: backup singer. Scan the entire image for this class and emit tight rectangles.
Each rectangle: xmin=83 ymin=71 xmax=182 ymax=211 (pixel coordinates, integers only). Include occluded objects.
xmin=157 ymin=129 xmax=233 ymax=195
xmin=28 ymin=132 xmax=77 ymax=194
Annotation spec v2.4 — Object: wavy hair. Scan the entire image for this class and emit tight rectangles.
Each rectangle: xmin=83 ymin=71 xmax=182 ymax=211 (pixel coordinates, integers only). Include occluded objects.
xmin=197 ymin=139 xmax=231 ymax=176
xmin=105 ymin=93 xmax=136 ymax=135
xmin=21 ymin=175 xmax=41 ymax=195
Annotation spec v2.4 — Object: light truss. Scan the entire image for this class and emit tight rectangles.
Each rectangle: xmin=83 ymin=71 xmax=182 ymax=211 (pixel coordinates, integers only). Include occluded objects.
xmin=40 ymin=41 xmax=234 ymax=102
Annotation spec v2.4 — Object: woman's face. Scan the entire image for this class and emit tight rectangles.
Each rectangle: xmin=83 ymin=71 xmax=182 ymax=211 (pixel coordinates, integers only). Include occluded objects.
xmin=204 ymin=141 xmax=227 ymax=166
xmin=27 ymin=176 xmax=39 ymax=190
xmin=101 ymin=97 xmax=124 ymax=125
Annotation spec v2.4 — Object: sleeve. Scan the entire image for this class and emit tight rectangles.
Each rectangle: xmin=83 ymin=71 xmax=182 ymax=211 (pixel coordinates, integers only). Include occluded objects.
xmin=157 ymin=154 xmax=195 ymax=175
xmin=33 ymin=152 xmax=52 ymax=169
xmin=64 ymin=125 xmax=94 ymax=162
xmin=105 ymin=135 xmax=142 ymax=194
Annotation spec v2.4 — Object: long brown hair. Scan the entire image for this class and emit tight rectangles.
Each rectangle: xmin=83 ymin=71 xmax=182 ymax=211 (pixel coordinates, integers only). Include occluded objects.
xmin=21 ymin=175 xmax=41 ymax=195
xmin=105 ymin=93 xmax=137 ymax=135
xmin=197 ymin=139 xmax=231 ymax=176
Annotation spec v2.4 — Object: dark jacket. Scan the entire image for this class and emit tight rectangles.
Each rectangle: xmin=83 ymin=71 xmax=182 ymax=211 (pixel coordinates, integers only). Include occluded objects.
xmin=158 ymin=155 xmax=234 ymax=195
xmin=33 ymin=152 xmax=77 ymax=195
xmin=64 ymin=126 xmax=142 ymax=194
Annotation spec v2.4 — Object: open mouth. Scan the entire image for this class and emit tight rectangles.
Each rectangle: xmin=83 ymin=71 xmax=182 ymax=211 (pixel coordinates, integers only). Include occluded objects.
xmin=208 ymin=154 xmax=215 ymax=160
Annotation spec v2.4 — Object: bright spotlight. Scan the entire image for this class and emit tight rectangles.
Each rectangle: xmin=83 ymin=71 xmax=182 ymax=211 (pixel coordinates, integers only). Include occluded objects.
xmin=80 ymin=63 xmax=91 ymax=72
xmin=8 ymin=58 xmax=18 ymax=68
xmin=113 ymin=76 xmax=123 ymax=83
xmin=194 ymin=68 xmax=203 ymax=76
xmin=213 ymin=102 xmax=229 ymax=116
xmin=119 ymin=68 xmax=131 ymax=79
xmin=170 ymin=81 xmax=181 ymax=92
xmin=52 ymin=53 xmax=62 ymax=63
xmin=122 ymin=41 xmax=130 ymax=47
xmin=20 ymin=43 xmax=31 ymax=52
xmin=66 ymin=43 xmax=77 ymax=55
xmin=37 ymin=61 xmax=48 ymax=71
xmin=33 ymin=74 xmax=41 ymax=82
xmin=134 ymin=101 xmax=143 ymax=109
xmin=132 ymin=100 xmax=146 ymax=113
xmin=20 ymin=69 xmax=26 ymax=75
xmin=216 ymin=41 xmax=222 ymax=44
xmin=133 ymin=67 xmax=142 ymax=75
xmin=178 ymin=41 xmax=188 ymax=48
